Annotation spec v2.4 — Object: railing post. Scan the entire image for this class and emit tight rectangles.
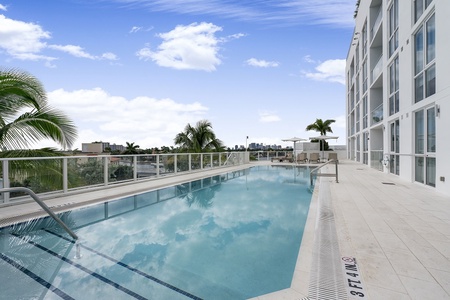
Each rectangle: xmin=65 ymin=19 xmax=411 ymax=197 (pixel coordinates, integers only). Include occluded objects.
xmin=63 ymin=158 xmax=68 ymax=193
xmin=174 ymin=154 xmax=178 ymax=174
xmin=189 ymin=154 xmax=192 ymax=171
xmin=133 ymin=155 xmax=137 ymax=180
xmin=156 ymin=154 xmax=160 ymax=177
xmin=103 ymin=157 xmax=108 ymax=185
xmin=335 ymin=160 xmax=339 ymax=183
xmin=1 ymin=160 xmax=10 ymax=203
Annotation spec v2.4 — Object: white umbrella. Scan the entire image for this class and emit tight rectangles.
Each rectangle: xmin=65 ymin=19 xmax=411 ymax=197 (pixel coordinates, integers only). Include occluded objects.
xmin=282 ymin=137 xmax=307 ymax=162
xmin=309 ymin=135 xmax=339 ymax=161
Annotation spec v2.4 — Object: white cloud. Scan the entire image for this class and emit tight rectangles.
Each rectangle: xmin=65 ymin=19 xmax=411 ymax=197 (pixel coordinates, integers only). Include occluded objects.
xmin=246 ymin=58 xmax=279 ymax=68
xmin=110 ymin=0 xmax=354 ymax=27
xmin=48 ymin=45 xmax=118 ymax=61
xmin=303 ymin=59 xmax=345 ymax=85
xmin=0 ymin=14 xmax=117 ymax=63
xmin=45 ymin=88 xmax=209 ymax=149
xmin=259 ymin=111 xmax=281 ymax=123
xmin=48 ymin=44 xmax=96 ymax=59
xmin=0 ymin=14 xmax=54 ymax=60
xmin=0 ymin=4 xmax=7 ymax=11
xmin=303 ymin=55 xmax=315 ymax=64
xmin=130 ymin=26 xmax=142 ymax=33
xmin=136 ymin=22 xmax=222 ymax=71
xmin=101 ymin=52 xmax=118 ymax=60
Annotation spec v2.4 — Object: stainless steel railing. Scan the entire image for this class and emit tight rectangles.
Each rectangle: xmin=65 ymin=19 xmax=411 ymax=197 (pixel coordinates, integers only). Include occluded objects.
xmin=0 ymin=187 xmax=78 ymax=240
xmin=310 ymin=159 xmax=339 ymax=186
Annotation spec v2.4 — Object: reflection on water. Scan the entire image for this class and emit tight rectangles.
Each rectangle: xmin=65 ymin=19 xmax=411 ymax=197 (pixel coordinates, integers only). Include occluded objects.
xmin=0 ymin=166 xmax=312 ymax=300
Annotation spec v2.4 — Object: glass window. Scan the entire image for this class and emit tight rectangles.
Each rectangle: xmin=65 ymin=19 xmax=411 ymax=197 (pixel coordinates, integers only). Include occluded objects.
xmin=426 ymin=158 xmax=436 ymax=187
xmin=414 ymin=0 xmax=424 ymax=22
xmin=427 ymin=107 xmax=436 ymax=152
xmin=415 ymin=110 xmax=424 ymax=154
xmin=415 ymin=74 xmax=424 ymax=103
xmin=388 ymin=0 xmax=398 ymax=57
xmin=363 ymin=96 xmax=368 ymax=129
xmin=415 ymin=28 xmax=424 ymax=75
xmin=415 ymin=0 xmax=433 ymax=23
xmin=415 ymin=157 xmax=424 ymax=183
xmin=426 ymin=65 xmax=436 ymax=97
xmin=362 ymin=23 xmax=367 ymax=57
xmin=426 ymin=14 xmax=435 ymax=63
xmin=389 ymin=57 xmax=399 ymax=115
xmin=415 ymin=106 xmax=436 ymax=187
xmin=414 ymin=13 xmax=435 ymax=102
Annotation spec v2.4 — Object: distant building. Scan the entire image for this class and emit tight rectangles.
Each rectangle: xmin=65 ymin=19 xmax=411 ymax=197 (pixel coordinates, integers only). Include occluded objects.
xmin=82 ymin=142 xmax=109 ymax=153
xmin=347 ymin=0 xmax=450 ymax=195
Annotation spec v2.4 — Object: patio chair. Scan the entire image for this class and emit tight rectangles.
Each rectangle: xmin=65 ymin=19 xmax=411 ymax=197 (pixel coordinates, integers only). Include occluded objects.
xmin=309 ymin=152 xmax=320 ymax=163
xmin=296 ymin=152 xmax=308 ymax=163
xmin=328 ymin=152 xmax=338 ymax=163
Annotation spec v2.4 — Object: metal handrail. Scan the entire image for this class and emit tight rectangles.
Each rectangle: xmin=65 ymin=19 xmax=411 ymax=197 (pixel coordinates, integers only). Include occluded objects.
xmin=0 ymin=187 xmax=78 ymax=240
xmin=310 ymin=159 xmax=339 ymax=186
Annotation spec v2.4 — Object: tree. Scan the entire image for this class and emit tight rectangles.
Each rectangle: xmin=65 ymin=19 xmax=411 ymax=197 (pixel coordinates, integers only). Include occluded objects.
xmin=122 ymin=142 xmax=140 ymax=154
xmin=305 ymin=118 xmax=336 ymax=136
xmin=0 ymin=68 xmax=77 ymax=154
xmin=174 ymin=120 xmax=224 ymax=153
xmin=0 ymin=68 xmax=78 ymax=193
xmin=306 ymin=118 xmax=336 ymax=151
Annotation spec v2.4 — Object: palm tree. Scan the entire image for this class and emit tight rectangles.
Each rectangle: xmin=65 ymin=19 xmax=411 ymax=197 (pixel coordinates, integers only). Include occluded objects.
xmin=305 ymin=118 xmax=336 ymax=136
xmin=0 ymin=68 xmax=78 ymax=193
xmin=174 ymin=120 xmax=224 ymax=153
xmin=122 ymin=142 xmax=140 ymax=154
xmin=306 ymin=118 xmax=336 ymax=151
xmin=0 ymin=68 xmax=77 ymax=154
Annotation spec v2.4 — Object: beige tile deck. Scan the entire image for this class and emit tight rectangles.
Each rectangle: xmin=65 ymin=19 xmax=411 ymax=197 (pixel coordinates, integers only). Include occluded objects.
xmin=1 ymin=159 xmax=450 ymax=299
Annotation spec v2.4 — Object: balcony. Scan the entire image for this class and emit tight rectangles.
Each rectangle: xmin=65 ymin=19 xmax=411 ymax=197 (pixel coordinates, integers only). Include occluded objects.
xmin=371 ymin=7 xmax=382 ymax=40
xmin=371 ymin=55 xmax=383 ymax=83
xmin=371 ymin=103 xmax=383 ymax=125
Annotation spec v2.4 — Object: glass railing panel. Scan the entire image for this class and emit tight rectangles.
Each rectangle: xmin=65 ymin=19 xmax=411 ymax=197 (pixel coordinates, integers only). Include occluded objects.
xmin=371 ymin=55 xmax=383 ymax=82
xmin=160 ymin=154 xmax=175 ymax=176
xmin=136 ymin=155 xmax=158 ymax=179
xmin=7 ymin=158 xmax=64 ymax=198
xmin=371 ymin=103 xmax=383 ymax=125
xmin=176 ymin=154 xmax=190 ymax=173
xmin=370 ymin=150 xmax=384 ymax=171
xmin=190 ymin=154 xmax=202 ymax=170
xmin=371 ymin=7 xmax=382 ymax=39
xmin=68 ymin=156 xmax=102 ymax=189
xmin=110 ymin=156 xmax=134 ymax=184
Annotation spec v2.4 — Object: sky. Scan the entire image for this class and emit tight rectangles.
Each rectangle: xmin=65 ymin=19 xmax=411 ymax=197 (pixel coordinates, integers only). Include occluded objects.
xmin=0 ymin=0 xmax=355 ymax=150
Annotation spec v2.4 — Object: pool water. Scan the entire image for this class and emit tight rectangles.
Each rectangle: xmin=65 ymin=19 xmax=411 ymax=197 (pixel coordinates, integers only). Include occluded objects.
xmin=0 ymin=165 xmax=313 ymax=300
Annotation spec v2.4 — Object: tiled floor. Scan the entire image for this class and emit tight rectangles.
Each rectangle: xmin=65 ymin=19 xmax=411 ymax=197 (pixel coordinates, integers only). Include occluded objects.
xmin=330 ymin=160 xmax=450 ymax=300
xmin=1 ymin=160 xmax=450 ymax=299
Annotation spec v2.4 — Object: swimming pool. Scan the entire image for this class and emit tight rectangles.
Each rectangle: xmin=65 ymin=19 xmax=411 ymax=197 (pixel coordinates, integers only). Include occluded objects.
xmin=0 ymin=165 xmax=313 ymax=299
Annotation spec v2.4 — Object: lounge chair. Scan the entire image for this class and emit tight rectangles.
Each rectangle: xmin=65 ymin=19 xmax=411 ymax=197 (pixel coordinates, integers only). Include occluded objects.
xmin=296 ymin=152 xmax=308 ymax=163
xmin=328 ymin=152 xmax=338 ymax=163
xmin=309 ymin=152 xmax=320 ymax=163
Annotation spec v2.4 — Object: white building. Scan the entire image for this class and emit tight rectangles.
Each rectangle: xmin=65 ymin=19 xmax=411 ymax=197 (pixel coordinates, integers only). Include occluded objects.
xmin=346 ymin=0 xmax=450 ymax=195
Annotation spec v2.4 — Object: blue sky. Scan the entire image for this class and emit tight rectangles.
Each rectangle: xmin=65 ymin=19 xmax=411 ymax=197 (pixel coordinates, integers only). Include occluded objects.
xmin=0 ymin=0 xmax=355 ymax=150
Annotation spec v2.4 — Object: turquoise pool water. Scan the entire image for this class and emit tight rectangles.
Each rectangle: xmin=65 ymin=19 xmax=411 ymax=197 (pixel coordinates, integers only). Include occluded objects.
xmin=0 ymin=165 xmax=313 ymax=299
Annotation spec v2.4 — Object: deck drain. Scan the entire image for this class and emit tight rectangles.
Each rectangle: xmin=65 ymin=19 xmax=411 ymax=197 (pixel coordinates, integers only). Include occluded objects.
xmin=307 ymin=179 xmax=347 ymax=300
xmin=381 ymin=182 xmax=395 ymax=185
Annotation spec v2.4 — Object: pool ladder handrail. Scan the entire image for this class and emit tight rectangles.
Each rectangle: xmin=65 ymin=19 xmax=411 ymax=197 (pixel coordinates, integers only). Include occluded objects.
xmin=0 ymin=187 xmax=78 ymax=240
xmin=310 ymin=159 xmax=339 ymax=186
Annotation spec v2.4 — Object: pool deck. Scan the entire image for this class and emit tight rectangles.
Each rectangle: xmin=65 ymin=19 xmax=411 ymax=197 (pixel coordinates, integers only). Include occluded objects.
xmin=254 ymin=159 xmax=450 ymax=300
xmin=1 ymin=160 xmax=450 ymax=299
